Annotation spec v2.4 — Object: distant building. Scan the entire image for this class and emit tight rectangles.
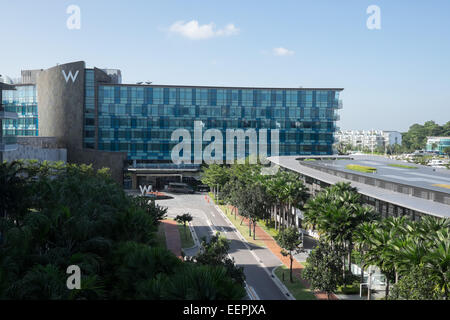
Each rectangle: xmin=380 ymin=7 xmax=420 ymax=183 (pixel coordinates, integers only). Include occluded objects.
xmin=335 ymin=130 xmax=402 ymax=150
xmin=426 ymin=137 xmax=450 ymax=154
xmin=382 ymin=131 xmax=402 ymax=146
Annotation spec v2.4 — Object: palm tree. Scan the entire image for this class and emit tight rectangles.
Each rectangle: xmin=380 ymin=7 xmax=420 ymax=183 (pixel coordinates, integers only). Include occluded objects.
xmin=391 ymin=237 xmax=427 ymax=280
xmin=354 ymin=221 xmax=378 ymax=283
xmin=345 ymin=205 xmax=379 ymax=271
xmin=261 ymin=170 xmax=285 ymax=230
xmin=424 ymin=234 xmax=450 ymax=300
xmin=364 ymin=226 xmax=399 ymax=299
xmin=283 ymin=173 xmax=309 ymax=228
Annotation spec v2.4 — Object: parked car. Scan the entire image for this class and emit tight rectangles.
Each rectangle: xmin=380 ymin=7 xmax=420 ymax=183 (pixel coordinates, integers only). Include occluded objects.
xmin=167 ymin=182 xmax=195 ymax=194
xmin=195 ymin=184 xmax=210 ymax=192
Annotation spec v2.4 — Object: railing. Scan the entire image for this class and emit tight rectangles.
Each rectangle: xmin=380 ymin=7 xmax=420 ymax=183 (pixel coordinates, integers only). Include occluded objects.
xmin=128 ymin=163 xmax=201 ymax=170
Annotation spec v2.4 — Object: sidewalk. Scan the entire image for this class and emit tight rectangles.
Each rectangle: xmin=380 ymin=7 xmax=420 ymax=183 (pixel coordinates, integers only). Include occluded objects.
xmin=223 ymin=203 xmax=338 ymax=300
xmin=161 ymin=219 xmax=183 ymax=260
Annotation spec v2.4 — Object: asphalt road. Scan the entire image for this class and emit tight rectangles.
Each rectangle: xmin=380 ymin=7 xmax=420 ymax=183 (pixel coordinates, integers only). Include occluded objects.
xmin=156 ymin=193 xmax=290 ymax=300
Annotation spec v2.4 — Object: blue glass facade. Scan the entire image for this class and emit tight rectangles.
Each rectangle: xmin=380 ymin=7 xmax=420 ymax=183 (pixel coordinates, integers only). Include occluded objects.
xmin=94 ymin=84 xmax=341 ymax=161
xmin=2 ymin=85 xmax=38 ymax=136
xmin=426 ymin=138 xmax=450 ymax=153
xmin=2 ymin=65 xmax=342 ymax=164
xmin=84 ymin=70 xmax=96 ymax=149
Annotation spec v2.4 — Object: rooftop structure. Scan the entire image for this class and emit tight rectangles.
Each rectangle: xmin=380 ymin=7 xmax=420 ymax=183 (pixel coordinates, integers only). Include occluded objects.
xmin=268 ymin=155 xmax=450 ymax=220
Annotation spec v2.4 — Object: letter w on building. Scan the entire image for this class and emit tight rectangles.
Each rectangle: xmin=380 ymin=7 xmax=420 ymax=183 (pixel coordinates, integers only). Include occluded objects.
xmin=62 ymin=70 xmax=79 ymax=83
xmin=139 ymin=185 xmax=152 ymax=195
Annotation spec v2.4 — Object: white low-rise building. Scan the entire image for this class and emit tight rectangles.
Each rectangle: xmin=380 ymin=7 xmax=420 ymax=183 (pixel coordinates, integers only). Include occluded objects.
xmin=336 ymin=130 xmax=402 ymax=150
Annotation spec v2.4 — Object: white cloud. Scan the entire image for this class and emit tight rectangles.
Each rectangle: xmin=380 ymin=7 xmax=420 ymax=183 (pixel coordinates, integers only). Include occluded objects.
xmin=169 ymin=20 xmax=239 ymax=40
xmin=216 ymin=24 xmax=239 ymax=37
xmin=272 ymin=47 xmax=295 ymax=56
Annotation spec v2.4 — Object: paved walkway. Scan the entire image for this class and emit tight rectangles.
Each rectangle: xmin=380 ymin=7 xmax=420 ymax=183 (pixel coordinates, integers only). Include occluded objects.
xmin=161 ymin=219 xmax=183 ymax=260
xmin=224 ymin=204 xmax=338 ymax=300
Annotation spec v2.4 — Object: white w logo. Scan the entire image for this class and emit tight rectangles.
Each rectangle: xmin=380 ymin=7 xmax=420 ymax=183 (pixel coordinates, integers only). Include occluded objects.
xmin=62 ymin=70 xmax=79 ymax=83
xmin=139 ymin=185 xmax=152 ymax=195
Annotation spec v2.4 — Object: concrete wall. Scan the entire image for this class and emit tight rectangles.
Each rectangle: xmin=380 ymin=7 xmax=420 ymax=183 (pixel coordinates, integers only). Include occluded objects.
xmin=35 ymin=62 xmax=127 ymax=184
xmin=75 ymin=149 xmax=127 ymax=184
xmin=37 ymin=61 xmax=86 ymax=154
xmin=16 ymin=136 xmax=66 ymax=148
xmin=3 ymin=144 xmax=67 ymax=163
xmin=21 ymin=69 xmax=43 ymax=84
xmin=4 ymin=137 xmax=67 ymax=162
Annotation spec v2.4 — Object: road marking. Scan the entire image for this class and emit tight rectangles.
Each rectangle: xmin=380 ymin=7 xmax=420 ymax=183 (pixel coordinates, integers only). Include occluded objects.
xmin=213 ymin=203 xmax=291 ymax=300
xmin=245 ymin=284 xmax=260 ymax=300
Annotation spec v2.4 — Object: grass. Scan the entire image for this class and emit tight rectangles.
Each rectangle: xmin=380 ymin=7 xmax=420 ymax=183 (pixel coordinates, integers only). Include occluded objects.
xmin=177 ymin=222 xmax=195 ymax=249
xmin=303 ymin=158 xmax=317 ymax=161
xmin=336 ymin=282 xmax=361 ymax=295
xmin=274 ymin=265 xmax=316 ymax=300
xmin=346 ymin=164 xmax=377 ymax=173
xmin=211 ymin=192 xmax=279 ymax=243
xmin=155 ymin=223 xmax=166 ymax=249
xmin=219 ymin=205 xmax=266 ymax=248
xmin=256 ymin=218 xmax=279 ymax=239
xmin=208 ymin=192 xmax=225 ymax=205
xmin=388 ymin=164 xmax=418 ymax=169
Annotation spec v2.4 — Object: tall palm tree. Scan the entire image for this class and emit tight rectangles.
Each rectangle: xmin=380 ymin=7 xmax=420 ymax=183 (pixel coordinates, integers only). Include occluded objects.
xmin=424 ymin=235 xmax=450 ymax=300
xmin=283 ymin=173 xmax=309 ymax=228
xmin=265 ymin=171 xmax=286 ymax=230
xmin=364 ymin=226 xmax=398 ymax=298
xmin=354 ymin=221 xmax=378 ymax=283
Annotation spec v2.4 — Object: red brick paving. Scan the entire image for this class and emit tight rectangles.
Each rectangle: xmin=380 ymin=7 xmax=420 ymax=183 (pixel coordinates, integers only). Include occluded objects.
xmin=161 ymin=219 xmax=183 ymax=260
xmin=222 ymin=203 xmax=338 ymax=300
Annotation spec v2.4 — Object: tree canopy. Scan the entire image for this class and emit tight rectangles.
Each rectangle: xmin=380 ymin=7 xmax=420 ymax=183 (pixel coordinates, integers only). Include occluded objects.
xmin=402 ymin=120 xmax=450 ymax=152
xmin=0 ymin=160 xmax=245 ymax=300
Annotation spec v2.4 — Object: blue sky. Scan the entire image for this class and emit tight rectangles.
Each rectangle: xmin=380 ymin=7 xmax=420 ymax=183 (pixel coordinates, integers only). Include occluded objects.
xmin=1 ymin=0 xmax=449 ymax=132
